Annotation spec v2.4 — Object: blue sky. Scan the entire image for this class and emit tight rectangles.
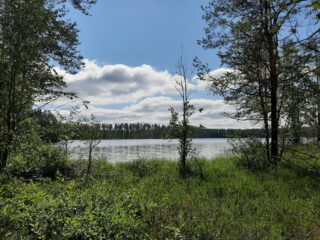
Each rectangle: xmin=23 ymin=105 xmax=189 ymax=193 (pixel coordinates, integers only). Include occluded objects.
xmin=70 ymin=0 xmax=219 ymax=71
xmin=57 ymin=0 xmax=252 ymax=129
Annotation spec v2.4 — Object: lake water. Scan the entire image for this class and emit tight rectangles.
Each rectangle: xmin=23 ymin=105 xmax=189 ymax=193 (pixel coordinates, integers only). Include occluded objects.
xmin=68 ymin=138 xmax=231 ymax=163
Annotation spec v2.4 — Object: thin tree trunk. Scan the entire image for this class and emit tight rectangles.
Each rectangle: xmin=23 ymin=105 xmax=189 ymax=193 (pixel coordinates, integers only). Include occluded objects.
xmin=317 ymin=52 xmax=320 ymax=144
xmin=292 ymin=111 xmax=301 ymax=145
xmin=1 ymin=116 xmax=15 ymax=172
xmin=181 ymin=101 xmax=187 ymax=168
xmin=0 ymin=123 xmax=14 ymax=172
xmin=258 ymin=65 xmax=271 ymax=162
xmin=260 ymin=95 xmax=271 ymax=162
xmin=85 ymin=142 xmax=93 ymax=183
xmin=0 ymin=6 xmax=21 ymax=172
xmin=0 ymin=148 xmax=9 ymax=172
xmin=264 ymin=1 xmax=279 ymax=163
xmin=317 ymin=99 xmax=320 ymax=142
xmin=270 ymin=60 xmax=279 ymax=163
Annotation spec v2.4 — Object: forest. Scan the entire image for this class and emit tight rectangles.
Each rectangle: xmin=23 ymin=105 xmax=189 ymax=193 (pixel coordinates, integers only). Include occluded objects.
xmin=0 ymin=0 xmax=320 ymax=239
xmin=34 ymin=110 xmax=266 ymax=140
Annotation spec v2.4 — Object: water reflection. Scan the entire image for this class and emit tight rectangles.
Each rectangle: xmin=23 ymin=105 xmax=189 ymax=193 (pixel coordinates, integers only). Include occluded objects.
xmin=68 ymin=138 xmax=231 ymax=163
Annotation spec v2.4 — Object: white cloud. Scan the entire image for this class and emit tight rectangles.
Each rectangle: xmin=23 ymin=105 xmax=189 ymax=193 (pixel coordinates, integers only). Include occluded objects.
xmin=52 ymin=61 xmax=252 ymax=129
xmin=208 ymin=68 xmax=232 ymax=79
xmin=71 ymin=96 xmax=253 ymax=129
xmin=191 ymin=67 xmax=236 ymax=91
xmin=58 ymin=59 xmax=197 ymax=105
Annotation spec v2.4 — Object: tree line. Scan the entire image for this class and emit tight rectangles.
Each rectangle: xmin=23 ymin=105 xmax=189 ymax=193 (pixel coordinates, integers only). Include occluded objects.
xmin=71 ymin=122 xmax=267 ymax=139
xmin=33 ymin=110 xmax=266 ymax=140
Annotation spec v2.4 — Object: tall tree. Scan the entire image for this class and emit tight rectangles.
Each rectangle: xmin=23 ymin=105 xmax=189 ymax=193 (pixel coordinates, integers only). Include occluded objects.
xmin=167 ymin=57 xmax=196 ymax=175
xmin=196 ymin=0 xmax=319 ymax=163
xmin=0 ymin=0 xmax=95 ymax=172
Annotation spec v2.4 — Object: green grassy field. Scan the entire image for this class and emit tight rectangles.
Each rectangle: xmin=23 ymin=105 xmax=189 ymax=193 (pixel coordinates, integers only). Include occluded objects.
xmin=1 ymin=157 xmax=320 ymax=239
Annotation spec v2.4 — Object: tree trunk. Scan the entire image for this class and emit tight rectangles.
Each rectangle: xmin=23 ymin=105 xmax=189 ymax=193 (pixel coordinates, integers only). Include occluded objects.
xmin=85 ymin=142 xmax=93 ymax=183
xmin=291 ymin=112 xmax=301 ymax=145
xmin=270 ymin=63 xmax=279 ymax=163
xmin=0 ymin=15 xmax=19 ymax=172
xmin=317 ymin=53 xmax=320 ymax=144
xmin=0 ymin=148 xmax=9 ymax=172
xmin=264 ymin=1 xmax=279 ymax=164
xmin=0 ymin=129 xmax=14 ymax=172
xmin=181 ymin=102 xmax=187 ymax=168
xmin=258 ymin=72 xmax=271 ymax=162
xmin=317 ymin=101 xmax=320 ymax=145
xmin=261 ymin=99 xmax=271 ymax=162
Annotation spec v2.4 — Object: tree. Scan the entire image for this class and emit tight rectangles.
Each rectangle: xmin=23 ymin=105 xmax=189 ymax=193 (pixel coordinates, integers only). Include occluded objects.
xmin=32 ymin=109 xmax=60 ymax=143
xmin=196 ymin=0 xmax=319 ymax=163
xmin=55 ymin=107 xmax=82 ymax=157
xmin=279 ymin=42 xmax=315 ymax=145
xmin=196 ymin=33 xmax=273 ymax=161
xmin=307 ymin=41 xmax=320 ymax=144
xmin=0 ymin=0 xmax=95 ymax=172
xmin=167 ymin=57 xmax=196 ymax=175
xmin=79 ymin=114 xmax=101 ymax=184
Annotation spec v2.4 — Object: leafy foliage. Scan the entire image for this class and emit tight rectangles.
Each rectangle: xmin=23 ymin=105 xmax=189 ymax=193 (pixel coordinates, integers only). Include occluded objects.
xmin=167 ymin=57 xmax=197 ymax=176
xmin=0 ymin=0 xmax=95 ymax=172
xmin=231 ymin=138 xmax=271 ymax=171
xmin=125 ymin=159 xmax=159 ymax=178
xmin=196 ymin=0 xmax=320 ymax=163
xmin=1 ymin=158 xmax=320 ymax=239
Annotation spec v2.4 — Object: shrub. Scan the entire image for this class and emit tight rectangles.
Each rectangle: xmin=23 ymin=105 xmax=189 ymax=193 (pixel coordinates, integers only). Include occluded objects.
xmin=231 ymin=138 xmax=270 ymax=171
xmin=126 ymin=159 xmax=159 ymax=178
xmin=39 ymin=145 xmax=69 ymax=179
xmin=188 ymin=159 xmax=207 ymax=179
xmin=6 ymin=120 xmax=70 ymax=180
xmin=282 ymin=142 xmax=320 ymax=176
xmin=0 ymin=181 xmax=147 ymax=239
xmin=9 ymin=144 xmax=69 ymax=180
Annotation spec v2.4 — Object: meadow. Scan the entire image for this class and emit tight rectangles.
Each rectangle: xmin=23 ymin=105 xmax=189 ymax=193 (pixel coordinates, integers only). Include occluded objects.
xmin=1 ymin=157 xmax=320 ymax=240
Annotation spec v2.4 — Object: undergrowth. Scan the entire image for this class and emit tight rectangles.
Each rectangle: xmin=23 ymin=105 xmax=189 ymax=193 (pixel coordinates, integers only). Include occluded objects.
xmin=1 ymin=158 xmax=320 ymax=239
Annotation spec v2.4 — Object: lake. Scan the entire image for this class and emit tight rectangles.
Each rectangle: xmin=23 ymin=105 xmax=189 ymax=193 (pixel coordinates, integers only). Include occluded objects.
xmin=68 ymin=138 xmax=231 ymax=163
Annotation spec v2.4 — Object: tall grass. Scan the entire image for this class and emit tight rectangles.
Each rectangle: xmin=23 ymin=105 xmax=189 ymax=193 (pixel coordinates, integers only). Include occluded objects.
xmin=1 ymin=157 xmax=320 ymax=239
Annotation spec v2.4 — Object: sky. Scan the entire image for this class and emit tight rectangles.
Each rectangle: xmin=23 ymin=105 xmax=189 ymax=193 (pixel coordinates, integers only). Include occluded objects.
xmin=55 ymin=0 xmax=254 ymax=129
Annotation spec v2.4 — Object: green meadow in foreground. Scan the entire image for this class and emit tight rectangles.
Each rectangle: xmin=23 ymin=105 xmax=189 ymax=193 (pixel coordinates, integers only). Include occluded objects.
xmin=1 ymin=157 xmax=320 ymax=240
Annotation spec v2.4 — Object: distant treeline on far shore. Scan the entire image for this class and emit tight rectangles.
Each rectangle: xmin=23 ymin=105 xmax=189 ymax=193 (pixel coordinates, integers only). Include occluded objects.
xmin=34 ymin=111 xmax=315 ymax=141
xmin=63 ymin=121 xmax=265 ymax=139
xmin=91 ymin=123 xmax=266 ymax=139
xmin=88 ymin=124 xmax=315 ymax=140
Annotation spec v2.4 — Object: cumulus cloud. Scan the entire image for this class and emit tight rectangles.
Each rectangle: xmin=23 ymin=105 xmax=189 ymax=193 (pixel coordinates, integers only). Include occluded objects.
xmin=52 ymin=61 xmax=251 ymax=128
xmin=191 ymin=67 xmax=237 ymax=91
xmin=208 ymin=68 xmax=233 ymax=79
xmin=57 ymin=59 xmax=203 ymax=105
xmin=71 ymin=96 xmax=253 ymax=129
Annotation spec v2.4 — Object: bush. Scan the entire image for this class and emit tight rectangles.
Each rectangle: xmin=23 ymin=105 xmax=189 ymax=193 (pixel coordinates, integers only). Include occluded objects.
xmin=0 ymin=181 xmax=147 ymax=239
xmin=40 ymin=145 xmax=70 ymax=179
xmin=9 ymin=144 xmax=70 ymax=180
xmin=125 ymin=159 xmax=159 ymax=178
xmin=282 ymin=142 xmax=320 ymax=176
xmin=1 ymin=159 xmax=320 ymax=239
xmin=6 ymin=120 xmax=70 ymax=180
xmin=188 ymin=159 xmax=207 ymax=179
xmin=177 ymin=158 xmax=207 ymax=179
xmin=231 ymin=138 xmax=270 ymax=171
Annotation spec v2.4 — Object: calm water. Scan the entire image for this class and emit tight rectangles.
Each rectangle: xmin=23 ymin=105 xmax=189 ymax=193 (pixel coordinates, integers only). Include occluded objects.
xmin=68 ymin=138 xmax=231 ymax=163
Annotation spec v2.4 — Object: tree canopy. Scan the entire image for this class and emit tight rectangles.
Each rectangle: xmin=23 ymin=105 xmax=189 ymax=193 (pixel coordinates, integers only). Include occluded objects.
xmin=0 ymin=0 xmax=95 ymax=171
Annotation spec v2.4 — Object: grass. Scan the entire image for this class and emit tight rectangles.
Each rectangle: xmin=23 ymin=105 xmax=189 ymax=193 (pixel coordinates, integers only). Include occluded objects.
xmin=1 ymin=157 xmax=320 ymax=239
